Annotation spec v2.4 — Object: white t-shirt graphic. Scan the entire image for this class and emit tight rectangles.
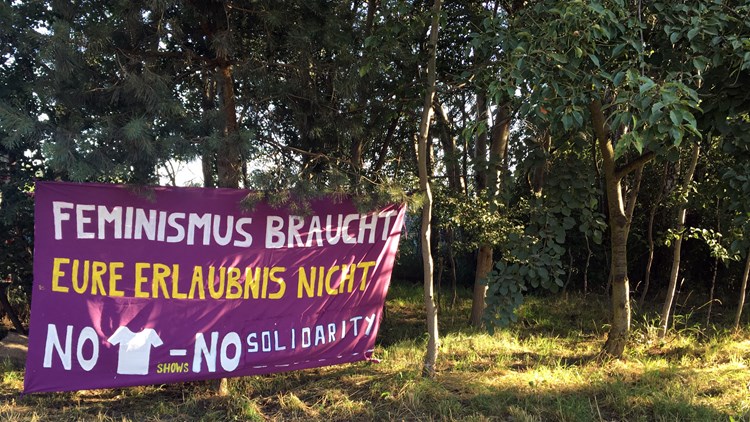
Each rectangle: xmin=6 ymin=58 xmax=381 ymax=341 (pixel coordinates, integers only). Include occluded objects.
xmin=107 ymin=327 xmax=163 ymax=375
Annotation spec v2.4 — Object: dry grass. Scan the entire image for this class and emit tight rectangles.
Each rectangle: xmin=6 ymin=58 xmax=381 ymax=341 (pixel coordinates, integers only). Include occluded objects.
xmin=2 ymin=285 xmax=750 ymax=421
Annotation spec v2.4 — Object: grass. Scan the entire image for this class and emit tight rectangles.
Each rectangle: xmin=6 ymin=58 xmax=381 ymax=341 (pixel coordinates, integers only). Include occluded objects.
xmin=2 ymin=284 xmax=750 ymax=421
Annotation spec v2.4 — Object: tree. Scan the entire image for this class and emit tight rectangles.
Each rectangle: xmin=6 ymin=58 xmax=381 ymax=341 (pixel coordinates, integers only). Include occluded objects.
xmin=476 ymin=0 xmax=713 ymax=356
xmin=658 ymin=143 xmax=700 ymax=338
xmin=417 ymin=0 xmax=442 ymax=378
xmin=0 ymin=1 xmax=53 ymax=330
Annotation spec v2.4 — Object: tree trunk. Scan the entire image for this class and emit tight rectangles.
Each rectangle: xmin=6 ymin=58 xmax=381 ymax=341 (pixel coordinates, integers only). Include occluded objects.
xmin=201 ymin=74 xmax=217 ymax=187
xmin=584 ymin=235 xmax=591 ymax=294
xmin=373 ymin=113 xmax=400 ymax=174
xmin=470 ymin=103 xmax=510 ymax=327
xmin=447 ymin=228 xmax=458 ymax=308
xmin=433 ymin=100 xmax=462 ymax=311
xmin=605 ymin=217 xmax=631 ymax=357
xmin=213 ymin=62 xmax=241 ymax=397
xmin=214 ymin=26 xmax=241 ymax=400
xmin=638 ymin=203 xmax=658 ymax=307
xmin=530 ymin=130 xmax=551 ymax=196
xmin=417 ymin=0 xmax=442 ymax=378
xmin=659 ymin=143 xmax=700 ymax=338
xmin=706 ymin=257 xmax=719 ymax=326
xmin=489 ymin=105 xmax=510 ymax=198
xmin=0 ymin=282 xmax=26 ymax=335
xmin=474 ymin=94 xmax=488 ymax=191
xmin=638 ymin=164 xmax=670 ymax=307
xmin=471 ymin=245 xmax=493 ymax=326
xmin=469 ymin=92 xmax=488 ymax=327
xmin=734 ymin=250 xmax=750 ymax=330
xmin=706 ymin=198 xmax=721 ymax=326
xmin=435 ymin=99 xmax=465 ymax=193
xmin=216 ymin=63 xmax=243 ymax=189
xmin=590 ymin=100 xmax=631 ymax=357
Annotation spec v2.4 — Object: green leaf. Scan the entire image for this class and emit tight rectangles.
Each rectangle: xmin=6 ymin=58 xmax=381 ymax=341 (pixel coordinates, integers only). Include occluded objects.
xmin=669 ymin=126 xmax=683 ymax=146
xmin=554 ymin=227 xmax=565 ymax=243
xmin=572 ymin=110 xmax=583 ymax=127
xmin=612 ymin=43 xmax=627 ymax=57
xmin=669 ymin=109 xmax=682 ymax=126
xmin=613 ymin=71 xmax=625 ymax=86
xmin=614 ymin=138 xmax=629 ymax=159
xmin=589 ymin=54 xmax=600 ymax=67
xmin=670 ymin=31 xmax=681 ymax=44
xmin=590 ymin=2 xmax=605 ymax=14
xmin=632 ymin=132 xmax=644 ymax=154
xmin=639 ymin=78 xmax=657 ymax=94
xmin=687 ymin=27 xmax=700 ymax=41
xmin=683 ymin=110 xmax=698 ymax=131
xmin=549 ymin=52 xmax=568 ymax=64
xmin=650 ymin=102 xmax=664 ymax=123
xmin=562 ymin=114 xmax=573 ymax=131
xmin=692 ymin=56 xmax=709 ymax=72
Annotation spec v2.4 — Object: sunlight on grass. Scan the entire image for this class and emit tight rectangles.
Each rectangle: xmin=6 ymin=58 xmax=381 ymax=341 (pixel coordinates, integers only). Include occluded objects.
xmin=3 ymin=287 xmax=750 ymax=420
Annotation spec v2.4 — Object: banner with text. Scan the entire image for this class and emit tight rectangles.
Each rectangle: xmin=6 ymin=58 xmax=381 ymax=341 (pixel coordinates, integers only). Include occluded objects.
xmin=24 ymin=182 xmax=406 ymax=393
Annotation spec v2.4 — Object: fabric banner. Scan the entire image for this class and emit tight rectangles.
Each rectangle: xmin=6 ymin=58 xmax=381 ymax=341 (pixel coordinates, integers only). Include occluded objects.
xmin=24 ymin=182 xmax=406 ymax=393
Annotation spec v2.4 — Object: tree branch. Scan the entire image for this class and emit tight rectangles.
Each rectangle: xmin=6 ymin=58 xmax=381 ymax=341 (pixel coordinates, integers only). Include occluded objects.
xmin=615 ymin=151 xmax=655 ymax=181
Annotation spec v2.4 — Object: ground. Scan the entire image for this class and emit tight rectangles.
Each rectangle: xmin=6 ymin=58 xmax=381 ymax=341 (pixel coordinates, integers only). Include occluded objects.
xmin=1 ymin=288 xmax=750 ymax=421
xmin=0 ymin=330 xmax=27 ymax=368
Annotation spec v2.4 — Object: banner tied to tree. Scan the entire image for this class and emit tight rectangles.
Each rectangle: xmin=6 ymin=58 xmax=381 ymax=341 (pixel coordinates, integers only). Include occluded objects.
xmin=24 ymin=182 xmax=406 ymax=394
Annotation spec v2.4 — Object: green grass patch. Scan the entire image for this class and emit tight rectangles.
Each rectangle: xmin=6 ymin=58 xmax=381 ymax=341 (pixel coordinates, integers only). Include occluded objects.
xmin=3 ymin=285 xmax=750 ymax=420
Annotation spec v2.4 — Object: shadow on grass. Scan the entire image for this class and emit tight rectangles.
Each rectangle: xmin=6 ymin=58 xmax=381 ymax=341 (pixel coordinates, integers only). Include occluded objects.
xmin=378 ymin=283 xmax=479 ymax=347
xmin=507 ymin=351 xmax=601 ymax=371
xmin=8 ymin=382 xmax=249 ymax=421
xmin=437 ymin=365 xmax=738 ymax=422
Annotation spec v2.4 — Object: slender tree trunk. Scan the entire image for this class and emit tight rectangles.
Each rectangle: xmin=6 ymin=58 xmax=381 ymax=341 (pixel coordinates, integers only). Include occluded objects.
xmin=659 ymin=143 xmax=700 ymax=338
xmin=436 ymin=256 xmax=444 ymax=311
xmin=623 ymin=165 xmax=643 ymax=240
xmin=638 ymin=164 xmax=670 ymax=307
xmin=706 ymin=198 xmax=721 ymax=326
xmin=590 ymin=100 xmax=631 ymax=357
xmin=373 ymin=113 xmax=400 ymax=174
xmin=470 ymin=92 xmax=489 ymax=327
xmin=638 ymin=203 xmax=658 ymax=307
xmin=417 ymin=0 xmax=442 ymax=378
xmin=584 ymin=235 xmax=591 ymax=294
xmin=734 ymin=250 xmax=750 ymax=330
xmin=706 ymin=257 xmax=719 ymax=326
xmin=447 ymin=228 xmax=458 ymax=308
xmin=474 ymin=94 xmax=489 ymax=191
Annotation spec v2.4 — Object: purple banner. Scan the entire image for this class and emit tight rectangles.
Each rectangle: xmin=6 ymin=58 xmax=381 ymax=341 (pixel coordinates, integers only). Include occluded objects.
xmin=24 ymin=182 xmax=405 ymax=393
